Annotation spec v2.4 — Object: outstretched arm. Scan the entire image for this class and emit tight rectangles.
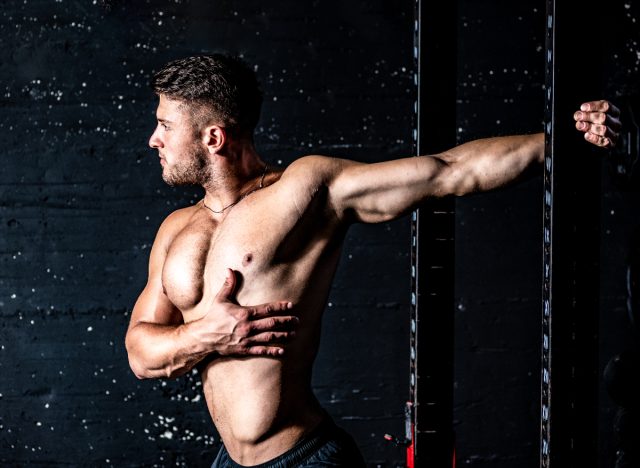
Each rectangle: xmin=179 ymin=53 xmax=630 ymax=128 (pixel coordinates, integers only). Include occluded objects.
xmin=331 ymin=133 xmax=543 ymax=223
xmin=327 ymin=100 xmax=620 ymax=224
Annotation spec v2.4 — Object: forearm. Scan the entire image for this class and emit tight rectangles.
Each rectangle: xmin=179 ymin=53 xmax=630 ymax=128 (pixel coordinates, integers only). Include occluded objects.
xmin=125 ymin=319 xmax=213 ymax=380
xmin=436 ymin=133 xmax=544 ymax=195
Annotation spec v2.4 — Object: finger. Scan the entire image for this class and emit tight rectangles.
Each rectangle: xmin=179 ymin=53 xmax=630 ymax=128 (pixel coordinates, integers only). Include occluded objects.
xmin=244 ymin=346 xmax=285 ymax=357
xmin=574 ymin=110 xmax=607 ymax=125
xmin=575 ymin=114 xmax=622 ymax=140
xmin=215 ymin=268 xmax=237 ymax=302
xmin=246 ymin=301 xmax=294 ymax=319
xmin=575 ymin=120 xmax=589 ymax=132
xmin=582 ymin=123 xmax=608 ymax=136
xmin=575 ymin=111 xmax=621 ymax=134
xmin=578 ymin=121 xmax=619 ymax=147
xmin=223 ymin=343 xmax=286 ymax=356
xmin=584 ymin=131 xmax=612 ymax=148
xmin=247 ymin=331 xmax=295 ymax=344
xmin=580 ymin=100 xmax=619 ymax=117
xmin=249 ymin=316 xmax=300 ymax=333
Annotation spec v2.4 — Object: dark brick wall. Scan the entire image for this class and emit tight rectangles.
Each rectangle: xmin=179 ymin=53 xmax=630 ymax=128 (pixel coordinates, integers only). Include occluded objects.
xmin=1 ymin=1 xmax=638 ymax=467
xmin=1 ymin=1 xmax=413 ymax=466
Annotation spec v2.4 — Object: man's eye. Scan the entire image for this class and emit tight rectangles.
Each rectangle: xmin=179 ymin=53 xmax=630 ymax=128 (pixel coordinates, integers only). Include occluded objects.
xmin=161 ymin=123 xmax=169 ymax=130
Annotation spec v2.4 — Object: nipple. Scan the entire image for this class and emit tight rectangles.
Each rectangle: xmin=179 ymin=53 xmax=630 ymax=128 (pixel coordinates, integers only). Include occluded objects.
xmin=242 ymin=253 xmax=253 ymax=267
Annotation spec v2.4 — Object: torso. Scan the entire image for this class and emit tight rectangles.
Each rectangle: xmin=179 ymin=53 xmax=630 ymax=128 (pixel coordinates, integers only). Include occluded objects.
xmin=160 ymin=161 xmax=345 ymax=464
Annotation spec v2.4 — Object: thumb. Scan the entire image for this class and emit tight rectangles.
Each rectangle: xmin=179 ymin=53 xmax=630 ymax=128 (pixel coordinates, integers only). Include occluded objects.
xmin=216 ymin=268 xmax=236 ymax=302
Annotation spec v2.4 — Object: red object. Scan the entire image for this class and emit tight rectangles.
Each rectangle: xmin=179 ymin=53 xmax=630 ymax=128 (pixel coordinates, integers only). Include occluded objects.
xmin=405 ymin=423 xmax=415 ymax=468
xmin=453 ymin=444 xmax=456 ymax=468
xmin=404 ymin=424 xmax=456 ymax=468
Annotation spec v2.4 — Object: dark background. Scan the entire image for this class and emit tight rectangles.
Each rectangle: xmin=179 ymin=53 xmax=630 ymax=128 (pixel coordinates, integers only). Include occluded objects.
xmin=1 ymin=0 xmax=638 ymax=467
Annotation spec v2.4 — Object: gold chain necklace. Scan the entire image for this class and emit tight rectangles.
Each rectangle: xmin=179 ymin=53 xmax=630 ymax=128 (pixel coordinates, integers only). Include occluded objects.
xmin=202 ymin=164 xmax=268 ymax=214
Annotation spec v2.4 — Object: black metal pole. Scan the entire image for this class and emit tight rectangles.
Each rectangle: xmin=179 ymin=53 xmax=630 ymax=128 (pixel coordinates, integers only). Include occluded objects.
xmin=409 ymin=0 xmax=457 ymax=466
xmin=541 ymin=0 xmax=602 ymax=465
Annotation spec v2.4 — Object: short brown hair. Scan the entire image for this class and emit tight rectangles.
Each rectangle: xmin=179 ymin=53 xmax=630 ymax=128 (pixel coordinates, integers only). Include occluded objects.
xmin=152 ymin=54 xmax=263 ymax=137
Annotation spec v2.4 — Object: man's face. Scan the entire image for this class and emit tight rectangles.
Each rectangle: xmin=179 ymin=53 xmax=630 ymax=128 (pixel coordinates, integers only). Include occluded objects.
xmin=149 ymin=95 xmax=210 ymax=186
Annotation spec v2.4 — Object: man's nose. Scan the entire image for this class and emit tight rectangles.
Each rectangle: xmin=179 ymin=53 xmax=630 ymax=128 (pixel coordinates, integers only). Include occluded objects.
xmin=149 ymin=129 xmax=163 ymax=149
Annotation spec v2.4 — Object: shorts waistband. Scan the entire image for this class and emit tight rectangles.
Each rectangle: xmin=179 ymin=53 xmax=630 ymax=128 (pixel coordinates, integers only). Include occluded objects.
xmin=221 ymin=417 xmax=336 ymax=468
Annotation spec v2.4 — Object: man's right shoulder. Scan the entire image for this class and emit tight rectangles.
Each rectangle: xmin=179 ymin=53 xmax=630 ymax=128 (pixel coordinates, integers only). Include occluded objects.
xmin=155 ymin=203 xmax=199 ymax=240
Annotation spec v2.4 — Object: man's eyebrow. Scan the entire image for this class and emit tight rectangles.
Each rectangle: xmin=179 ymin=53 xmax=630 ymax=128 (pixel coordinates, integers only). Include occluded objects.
xmin=157 ymin=117 xmax=174 ymax=124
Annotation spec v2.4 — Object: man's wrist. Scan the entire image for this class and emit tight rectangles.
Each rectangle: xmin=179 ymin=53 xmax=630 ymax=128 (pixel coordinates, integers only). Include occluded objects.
xmin=180 ymin=319 xmax=220 ymax=358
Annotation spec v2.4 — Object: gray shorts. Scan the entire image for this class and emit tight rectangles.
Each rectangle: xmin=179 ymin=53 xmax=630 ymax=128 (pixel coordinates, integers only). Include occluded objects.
xmin=211 ymin=418 xmax=366 ymax=468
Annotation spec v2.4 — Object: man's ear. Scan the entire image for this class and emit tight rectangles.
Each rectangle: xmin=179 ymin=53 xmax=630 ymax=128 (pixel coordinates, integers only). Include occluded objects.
xmin=203 ymin=125 xmax=227 ymax=155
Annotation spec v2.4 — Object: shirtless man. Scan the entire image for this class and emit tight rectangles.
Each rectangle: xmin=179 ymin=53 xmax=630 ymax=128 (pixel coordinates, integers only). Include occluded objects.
xmin=125 ymin=54 xmax=621 ymax=467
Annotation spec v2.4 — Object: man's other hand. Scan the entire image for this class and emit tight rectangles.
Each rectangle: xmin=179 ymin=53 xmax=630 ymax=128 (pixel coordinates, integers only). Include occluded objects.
xmin=208 ymin=268 xmax=298 ymax=357
xmin=574 ymin=100 xmax=621 ymax=148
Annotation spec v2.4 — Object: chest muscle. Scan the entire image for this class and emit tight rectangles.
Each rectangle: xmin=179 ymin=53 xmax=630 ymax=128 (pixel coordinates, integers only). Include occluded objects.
xmin=161 ymin=184 xmax=332 ymax=315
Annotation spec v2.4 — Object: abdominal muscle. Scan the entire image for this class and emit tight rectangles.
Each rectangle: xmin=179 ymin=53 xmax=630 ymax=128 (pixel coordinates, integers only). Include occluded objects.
xmin=200 ymin=350 xmax=321 ymax=460
xmin=183 ymin=268 xmax=330 ymax=465
xmin=198 ymin=313 xmax=325 ymax=464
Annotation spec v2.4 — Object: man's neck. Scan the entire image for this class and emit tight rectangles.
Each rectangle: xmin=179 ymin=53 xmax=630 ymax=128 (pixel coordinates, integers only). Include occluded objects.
xmin=202 ymin=141 xmax=266 ymax=214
